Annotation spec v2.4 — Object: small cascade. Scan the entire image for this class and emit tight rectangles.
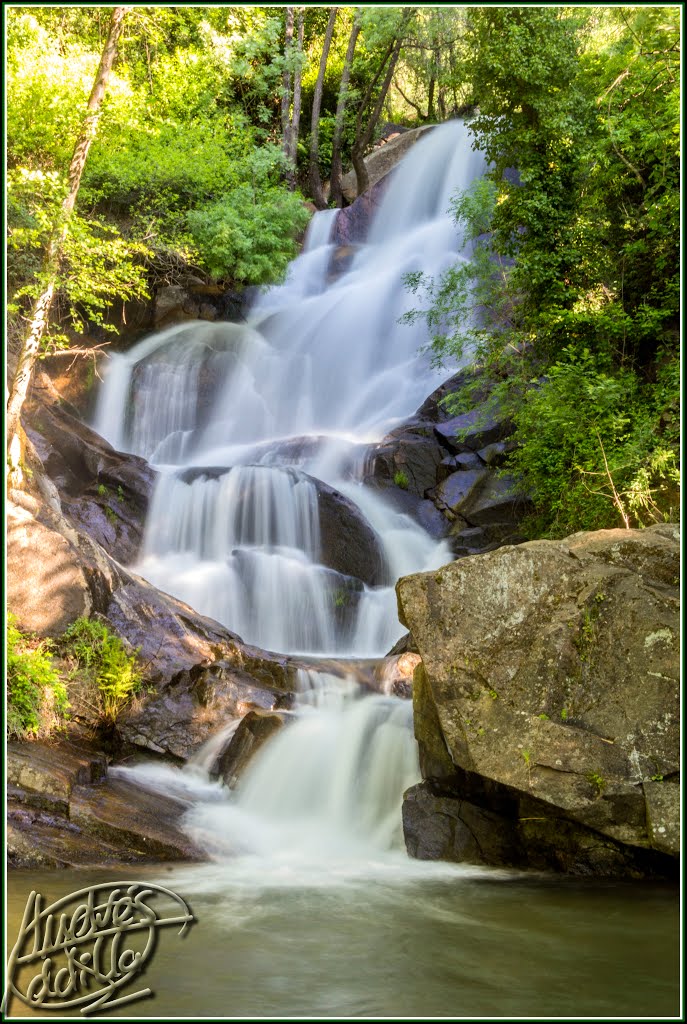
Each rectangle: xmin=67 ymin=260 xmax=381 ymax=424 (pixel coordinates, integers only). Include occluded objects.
xmin=179 ymin=669 xmax=420 ymax=860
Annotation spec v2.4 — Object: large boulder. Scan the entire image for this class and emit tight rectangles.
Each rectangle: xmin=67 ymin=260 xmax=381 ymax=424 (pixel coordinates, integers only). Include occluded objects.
xmin=397 ymin=524 xmax=680 ymax=876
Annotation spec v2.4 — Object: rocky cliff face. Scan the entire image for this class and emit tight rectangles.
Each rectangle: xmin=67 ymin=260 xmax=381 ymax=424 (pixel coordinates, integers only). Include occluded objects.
xmin=396 ymin=524 xmax=680 ymax=877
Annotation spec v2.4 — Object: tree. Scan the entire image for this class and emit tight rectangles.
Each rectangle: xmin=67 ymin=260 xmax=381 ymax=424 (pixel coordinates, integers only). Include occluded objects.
xmin=281 ymin=6 xmax=295 ymax=159
xmin=330 ymin=9 xmax=362 ymax=207
xmin=351 ymin=8 xmax=415 ymax=197
xmin=7 ymin=7 xmax=127 ymax=482
xmin=286 ymin=7 xmax=305 ymax=188
xmin=308 ymin=7 xmax=338 ymax=209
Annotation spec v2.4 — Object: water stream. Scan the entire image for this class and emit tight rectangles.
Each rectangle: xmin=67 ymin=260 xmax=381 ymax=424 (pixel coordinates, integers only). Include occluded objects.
xmin=16 ymin=121 xmax=676 ymax=1016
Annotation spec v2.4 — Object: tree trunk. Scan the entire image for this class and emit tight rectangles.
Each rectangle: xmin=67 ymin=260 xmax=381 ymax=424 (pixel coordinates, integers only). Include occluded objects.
xmin=6 ymin=6 xmax=126 ymax=478
xmin=427 ymin=75 xmax=437 ymax=122
xmin=281 ymin=6 xmax=295 ymax=159
xmin=308 ymin=7 xmax=338 ymax=209
xmin=286 ymin=7 xmax=305 ymax=188
xmin=351 ymin=11 xmax=414 ymax=198
xmin=330 ymin=11 xmax=362 ymax=208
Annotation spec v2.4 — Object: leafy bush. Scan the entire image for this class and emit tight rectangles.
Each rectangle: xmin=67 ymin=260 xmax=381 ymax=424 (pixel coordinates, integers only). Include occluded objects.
xmin=7 ymin=614 xmax=69 ymax=738
xmin=187 ymin=185 xmax=310 ymax=284
xmin=508 ymin=347 xmax=680 ymax=537
xmin=61 ymin=617 xmax=143 ymax=725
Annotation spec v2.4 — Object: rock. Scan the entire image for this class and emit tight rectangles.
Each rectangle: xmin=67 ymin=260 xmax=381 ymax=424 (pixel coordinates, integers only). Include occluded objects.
xmin=403 ymin=783 xmax=521 ymax=864
xmin=397 ymin=524 xmax=680 ymax=876
xmin=373 ymin=653 xmax=421 ymax=699
xmin=68 ymin=776 xmax=202 ymax=861
xmin=119 ymin=656 xmax=294 ymax=762
xmin=437 ymin=453 xmax=483 ymax=481
xmin=8 ymin=738 xmax=106 ymax=814
xmin=368 ymin=429 xmax=446 ymax=499
xmin=386 ymin=633 xmax=419 ymax=656
xmin=456 ymin=473 xmax=532 ymax=527
xmin=331 ymin=178 xmax=391 ymax=246
xmin=215 ymin=710 xmax=289 ymax=789
xmin=7 ymin=736 xmax=203 ymax=867
xmin=449 ymin=523 xmax=526 ymax=557
xmin=8 ymin=499 xmax=94 ymax=636
xmin=154 ymin=284 xmax=200 ymax=327
xmin=415 ymin=500 xmax=452 ymax=540
xmin=428 ymin=469 xmax=489 ymax=518
xmin=434 ymin=408 xmax=512 ymax=454
xmin=315 ymin=477 xmax=387 ymax=587
xmin=340 ymin=125 xmax=435 ymax=203
xmin=327 ymin=245 xmax=358 ymax=279
xmin=24 ymin=384 xmax=156 ymax=564
xmin=479 ymin=440 xmax=517 ymax=467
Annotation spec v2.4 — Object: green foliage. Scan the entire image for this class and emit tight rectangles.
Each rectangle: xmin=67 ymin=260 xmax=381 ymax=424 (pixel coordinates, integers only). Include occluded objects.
xmin=508 ymin=346 xmax=680 ymax=537
xmin=403 ymin=7 xmax=679 ymax=539
xmin=187 ymin=185 xmax=309 ymax=285
xmin=393 ymin=470 xmax=410 ymax=490
xmin=7 ymin=614 xmax=69 ymax=738
xmin=587 ymin=771 xmax=606 ymax=797
xmin=61 ymin=618 xmax=142 ymax=725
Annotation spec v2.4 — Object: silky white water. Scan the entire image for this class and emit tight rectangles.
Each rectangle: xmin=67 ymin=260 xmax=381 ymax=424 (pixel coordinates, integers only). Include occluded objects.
xmin=94 ymin=120 xmax=485 ymax=866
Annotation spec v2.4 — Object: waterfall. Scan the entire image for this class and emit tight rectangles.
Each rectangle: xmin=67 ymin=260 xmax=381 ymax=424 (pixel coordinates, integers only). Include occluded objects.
xmin=95 ymin=120 xmax=484 ymax=862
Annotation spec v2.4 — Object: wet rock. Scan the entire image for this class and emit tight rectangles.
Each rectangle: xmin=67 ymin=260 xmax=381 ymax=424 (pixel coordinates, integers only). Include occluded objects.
xmin=415 ymin=500 xmax=452 ymax=540
xmin=397 ymin=524 xmax=680 ymax=876
xmin=315 ymin=477 xmax=387 ymax=587
xmin=403 ymin=783 xmax=522 ymax=864
xmin=331 ymin=179 xmax=390 ymax=245
xmin=456 ymin=473 xmax=532 ymax=527
xmin=215 ymin=710 xmax=290 ymax=789
xmin=119 ymin=656 xmax=294 ymax=762
xmin=373 ymin=653 xmax=421 ymax=699
xmin=437 ymin=453 xmax=483 ymax=481
xmin=368 ymin=430 xmax=445 ymax=499
xmin=24 ymin=383 xmax=156 ymax=565
xmin=428 ymin=469 xmax=489 ymax=519
xmin=7 ymin=736 xmax=203 ymax=867
xmin=68 ymin=776 xmax=203 ymax=861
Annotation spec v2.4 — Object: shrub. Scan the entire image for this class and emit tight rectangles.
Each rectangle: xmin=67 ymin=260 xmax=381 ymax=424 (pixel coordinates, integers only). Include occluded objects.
xmin=61 ymin=617 xmax=142 ymax=725
xmin=7 ymin=613 xmax=69 ymax=738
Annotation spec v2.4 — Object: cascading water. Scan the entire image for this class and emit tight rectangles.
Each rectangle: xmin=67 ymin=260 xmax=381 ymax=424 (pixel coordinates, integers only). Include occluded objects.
xmin=95 ymin=120 xmax=485 ymax=863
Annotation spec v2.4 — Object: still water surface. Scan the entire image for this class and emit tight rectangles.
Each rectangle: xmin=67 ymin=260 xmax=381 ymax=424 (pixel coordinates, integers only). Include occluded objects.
xmin=6 ymin=865 xmax=679 ymax=1018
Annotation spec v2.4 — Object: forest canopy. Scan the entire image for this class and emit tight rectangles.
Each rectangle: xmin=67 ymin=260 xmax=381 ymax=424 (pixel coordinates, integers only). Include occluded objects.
xmin=6 ymin=5 xmax=680 ymax=535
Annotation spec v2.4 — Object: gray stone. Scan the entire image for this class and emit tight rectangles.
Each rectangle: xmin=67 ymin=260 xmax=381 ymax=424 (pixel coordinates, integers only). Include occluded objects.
xmin=215 ymin=710 xmax=289 ymax=789
xmin=397 ymin=525 xmax=680 ymax=876
xmin=434 ymin=409 xmax=512 ymax=454
xmin=457 ymin=473 xmax=532 ymax=527
xmin=429 ymin=470 xmax=489 ymax=518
